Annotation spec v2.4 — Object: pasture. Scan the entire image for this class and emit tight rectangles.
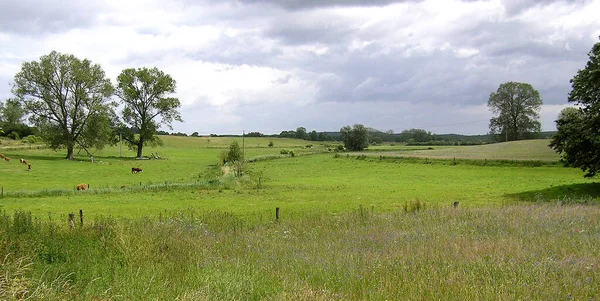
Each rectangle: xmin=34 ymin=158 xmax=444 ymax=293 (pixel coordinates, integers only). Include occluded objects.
xmin=1 ymin=136 xmax=599 ymax=299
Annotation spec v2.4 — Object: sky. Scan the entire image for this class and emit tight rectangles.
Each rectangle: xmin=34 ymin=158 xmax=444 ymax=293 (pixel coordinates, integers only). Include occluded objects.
xmin=0 ymin=0 xmax=599 ymax=135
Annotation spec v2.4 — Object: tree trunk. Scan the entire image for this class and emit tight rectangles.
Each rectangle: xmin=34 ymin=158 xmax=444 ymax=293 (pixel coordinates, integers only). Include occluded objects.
xmin=66 ymin=144 xmax=74 ymax=160
xmin=136 ymin=139 xmax=144 ymax=158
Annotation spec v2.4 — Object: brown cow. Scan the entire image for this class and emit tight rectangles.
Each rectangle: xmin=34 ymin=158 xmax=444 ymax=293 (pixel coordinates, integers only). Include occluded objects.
xmin=76 ymin=183 xmax=87 ymax=191
xmin=28 ymin=164 xmax=32 ymax=171
xmin=132 ymin=167 xmax=143 ymax=174
xmin=21 ymin=159 xmax=27 ymax=165
xmin=0 ymin=153 xmax=3 ymax=158
xmin=4 ymin=157 xmax=10 ymax=161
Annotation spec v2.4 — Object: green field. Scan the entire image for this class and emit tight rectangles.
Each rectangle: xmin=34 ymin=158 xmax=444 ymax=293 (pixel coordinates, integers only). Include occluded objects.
xmin=1 ymin=136 xmax=599 ymax=299
xmin=366 ymin=139 xmax=560 ymax=161
xmin=0 ymin=137 xmax=594 ymax=219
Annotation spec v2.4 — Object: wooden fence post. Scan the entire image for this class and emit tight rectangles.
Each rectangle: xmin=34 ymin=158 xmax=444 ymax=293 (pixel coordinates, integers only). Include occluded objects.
xmin=79 ymin=210 xmax=84 ymax=227
xmin=276 ymin=207 xmax=280 ymax=221
xmin=68 ymin=212 xmax=75 ymax=229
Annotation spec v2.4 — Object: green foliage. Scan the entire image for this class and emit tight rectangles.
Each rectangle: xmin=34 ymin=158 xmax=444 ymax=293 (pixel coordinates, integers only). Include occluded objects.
xmin=551 ymin=39 xmax=600 ymax=178
xmin=340 ymin=124 xmax=369 ymax=151
xmin=7 ymin=131 xmax=19 ymax=140
xmin=268 ymin=141 xmax=274 ymax=148
xmin=223 ymin=141 xmax=243 ymax=164
xmin=0 ymin=98 xmax=25 ymax=128
xmin=309 ymin=130 xmax=318 ymax=141
xmin=12 ymin=51 xmax=114 ymax=160
xmin=396 ymin=128 xmax=434 ymax=143
xmin=115 ymin=67 xmax=183 ymax=158
xmin=295 ymin=127 xmax=307 ymax=140
xmin=21 ymin=135 xmax=42 ymax=145
xmin=488 ymin=81 xmax=542 ymax=141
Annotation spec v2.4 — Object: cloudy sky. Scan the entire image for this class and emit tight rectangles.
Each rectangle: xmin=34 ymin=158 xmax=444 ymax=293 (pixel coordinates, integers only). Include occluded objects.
xmin=1 ymin=0 xmax=598 ymax=135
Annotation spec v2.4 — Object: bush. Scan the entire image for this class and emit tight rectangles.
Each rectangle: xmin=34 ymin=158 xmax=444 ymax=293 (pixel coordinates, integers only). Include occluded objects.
xmin=280 ymin=149 xmax=290 ymax=155
xmin=336 ymin=145 xmax=345 ymax=152
xmin=7 ymin=131 xmax=20 ymax=140
xmin=404 ymin=200 xmax=425 ymax=213
xmin=22 ymin=135 xmax=43 ymax=144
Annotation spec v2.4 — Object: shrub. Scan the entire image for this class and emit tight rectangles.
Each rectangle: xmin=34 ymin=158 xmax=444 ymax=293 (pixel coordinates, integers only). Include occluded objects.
xmin=7 ymin=131 xmax=20 ymax=140
xmin=268 ymin=141 xmax=274 ymax=148
xmin=403 ymin=200 xmax=425 ymax=213
xmin=280 ymin=149 xmax=290 ymax=155
xmin=336 ymin=145 xmax=345 ymax=152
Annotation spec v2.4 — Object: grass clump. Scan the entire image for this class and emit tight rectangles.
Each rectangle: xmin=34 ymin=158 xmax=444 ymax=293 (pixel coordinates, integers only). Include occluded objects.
xmin=403 ymin=199 xmax=425 ymax=213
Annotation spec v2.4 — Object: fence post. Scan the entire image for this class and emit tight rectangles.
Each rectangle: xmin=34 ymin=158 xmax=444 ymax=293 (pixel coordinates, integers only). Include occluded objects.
xmin=79 ymin=210 xmax=84 ymax=227
xmin=68 ymin=212 xmax=75 ymax=229
xmin=276 ymin=207 xmax=280 ymax=221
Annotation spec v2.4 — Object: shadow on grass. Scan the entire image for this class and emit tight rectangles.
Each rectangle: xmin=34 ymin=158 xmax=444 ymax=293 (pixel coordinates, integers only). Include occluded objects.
xmin=507 ymin=182 xmax=600 ymax=203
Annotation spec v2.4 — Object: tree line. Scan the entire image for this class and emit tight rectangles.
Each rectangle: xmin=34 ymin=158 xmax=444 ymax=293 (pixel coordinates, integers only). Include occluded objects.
xmin=2 ymin=51 xmax=182 ymax=159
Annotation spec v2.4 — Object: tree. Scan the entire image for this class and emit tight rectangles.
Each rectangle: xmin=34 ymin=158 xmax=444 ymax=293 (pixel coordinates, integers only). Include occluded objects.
xmin=12 ymin=51 xmax=114 ymax=159
xmin=550 ymin=38 xmax=600 ymax=177
xmin=295 ymin=127 xmax=307 ymax=140
xmin=487 ymin=82 xmax=542 ymax=141
xmin=0 ymin=98 xmax=25 ymax=128
xmin=309 ymin=130 xmax=318 ymax=141
xmin=221 ymin=141 xmax=243 ymax=164
xmin=340 ymin=124 xmax=369 ymax=151
xmin=115 ymin=67 xmax=183 ymax=158
xmin=191 ymin=132 xmax=199 ymax=137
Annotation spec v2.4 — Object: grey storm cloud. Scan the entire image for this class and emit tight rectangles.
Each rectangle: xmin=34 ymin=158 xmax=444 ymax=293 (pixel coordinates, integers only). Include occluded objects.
xmin=237 ymin=0 xmax=416 ymax=10
xmin=1 ymin=0 xmax=598 ymax=134
xmin=0 ymin=0 xmax=106 ymax=35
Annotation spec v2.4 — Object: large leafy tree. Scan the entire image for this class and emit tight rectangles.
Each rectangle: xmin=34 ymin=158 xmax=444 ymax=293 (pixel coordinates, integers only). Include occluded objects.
xmin=550 ymin=38 xmax=600 ymax=177
xmin=0 ymin=98 xmax=25 ymax=128
xmin=488 ymin=82 xmax=542 ymax=141
xmin=340 ymin=124 xmax=369 ymax=151
xmin=12 ymin=51 xmax=114 ymax=159
xmin=115 ymin=67 xmax=183 ymax=158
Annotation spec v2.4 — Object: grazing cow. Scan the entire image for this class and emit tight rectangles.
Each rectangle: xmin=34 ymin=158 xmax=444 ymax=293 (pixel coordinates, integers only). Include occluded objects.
xmin=19 ymin=158 xmax=24 ymax=163
xmin=28 ymin=164 xmax=32 ymax=171
xmin=0 ymin=153 xmax=3 ymax=158
xmin=21 ymin=159 xmax=27 ymax=165
xmin=132 ymin=167 xmax=143 ymax=174
xmin=76 ymin=183 xmax=87 ymax=191
xmin=4 ymin=157 xmax=10 ymax=161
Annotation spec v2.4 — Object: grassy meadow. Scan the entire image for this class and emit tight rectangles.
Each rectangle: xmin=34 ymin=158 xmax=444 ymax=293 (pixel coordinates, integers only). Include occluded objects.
xmin=1 ymin=136 xmax=600 ymax=299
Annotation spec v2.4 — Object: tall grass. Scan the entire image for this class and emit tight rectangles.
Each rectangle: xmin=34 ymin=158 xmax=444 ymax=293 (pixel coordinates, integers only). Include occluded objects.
xmin=1 ymin=205 xmax=598 ymax=300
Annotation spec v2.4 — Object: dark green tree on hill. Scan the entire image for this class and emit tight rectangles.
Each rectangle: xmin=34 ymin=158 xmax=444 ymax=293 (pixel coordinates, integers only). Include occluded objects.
xmin=340 ymin=124 xmax=369 ymax=151
xmin=115 ymin=67 xmax=183 ymax=158
xmin=550 ymin=38 xmax=600 ymax=177
xmin=12 ymin=51 xmax=115 ymax=159
xmin=488 ymin=82 xmax=542 ymax=141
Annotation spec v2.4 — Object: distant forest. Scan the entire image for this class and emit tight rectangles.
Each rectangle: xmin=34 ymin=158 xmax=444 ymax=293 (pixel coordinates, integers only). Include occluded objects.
xmin=159 ymin=128 xmax=557 ymax=146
